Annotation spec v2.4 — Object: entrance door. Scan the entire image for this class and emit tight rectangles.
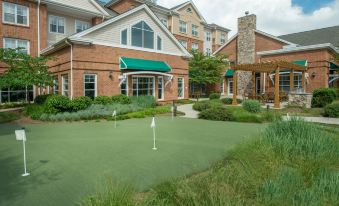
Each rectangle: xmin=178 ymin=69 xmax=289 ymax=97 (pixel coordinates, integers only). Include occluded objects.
xmin=227 ymin=79 xmax=233 ymax=96
xmin=256 ymin=77 xmax=261 ymax=94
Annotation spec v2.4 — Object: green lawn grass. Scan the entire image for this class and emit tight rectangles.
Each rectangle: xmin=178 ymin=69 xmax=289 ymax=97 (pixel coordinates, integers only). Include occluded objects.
xmin=0 ymin=117 xmax=264 ymax=206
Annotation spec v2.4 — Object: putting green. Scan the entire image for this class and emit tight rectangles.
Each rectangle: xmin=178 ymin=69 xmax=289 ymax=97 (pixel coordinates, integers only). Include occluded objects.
xmin=0 ymin=117 xmax=264 ymax=206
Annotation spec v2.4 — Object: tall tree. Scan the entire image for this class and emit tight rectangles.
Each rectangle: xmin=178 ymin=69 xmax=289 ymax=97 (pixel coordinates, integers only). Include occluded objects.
xmin=189 ymin=50 xmax=228 ymax=85
xmin=0 ymin=48 xmax=54 ymax=89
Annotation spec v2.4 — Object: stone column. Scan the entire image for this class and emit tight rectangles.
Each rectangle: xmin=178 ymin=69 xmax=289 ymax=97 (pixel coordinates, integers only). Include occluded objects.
xmin=237 ymin=14 xmax=256 ymax=96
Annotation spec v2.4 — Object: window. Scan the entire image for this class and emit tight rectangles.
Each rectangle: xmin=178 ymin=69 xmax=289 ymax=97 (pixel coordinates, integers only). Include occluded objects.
xmin=192 ymin=42 xmax=199 ymax=51
xmin=227 ymin=79 xmax=233 ymax=95
xmin=84 ymin=74 xmax=97 ymax=99
xmin=179 ymin=40 xmax=187 ymax=49
xmin=274 ymin=73 xmax=302 ymax=92
xmin=132 ymin=76 xmax=154 ymax=97
xmin=221 ymin=33 xmax=226 ymax=44
xmin=157 ymin=36 xmax=162 ymax=50
xmin=220 ymin=80 xmax=225 ymax=94
xmin=75 ymin=20 xmax=90 ymax=33
xmin=121 ymin=29 xmax=128 ymax=45
xmin=131 ymin=21 xmax=154 ymax=49
xmin=49 ymin=15 xmax=65 ymax=34
xmin=179 ymin=20 xmax=187 ymax=33
xmin=3 ymin=2 xmax=28 ymax=26
xmin=160 ymin=18 xmax=167 ymax=27
xmin=186 ymin=7 xmax=192 ymax=12
xmin=3 ymin=38 xmax=29 ymax=54
xmin=205 ymin=31 xmax=211 ymax=41
xmin=0 ymin=86 xmax=33 ymax=103
xmin=53 ymin=76 xmax=59 ymax=94
xmin=158 ymin=76 xmax=164 ymax=100
xmin=205 ymin=48 xmax=211 ymax=56
xmin=62 ymin=75 xmax=69 ymax=96
xmin=192 ymin=24 xmax=198 ymax=36
xmin=120 ymin=78 xmax=128 ymax=95
xmin=178 ymin=77 xmax=184 ymax=99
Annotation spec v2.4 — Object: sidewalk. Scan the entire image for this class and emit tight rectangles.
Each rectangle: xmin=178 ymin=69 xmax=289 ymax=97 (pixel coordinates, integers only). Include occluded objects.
xmin=177 ymin=104 xmax=199 ymax=118
xmin=284 ymin=116 xmax=339 ymax=125
xmin=0 ymin=107 xmax=23 ymax=113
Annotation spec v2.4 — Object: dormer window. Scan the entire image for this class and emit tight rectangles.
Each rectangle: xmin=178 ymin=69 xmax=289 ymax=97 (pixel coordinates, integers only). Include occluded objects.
xmin=186 ymin=7 xmax=192 ymax=12
xmin=131 ymin=21 xmax=154 ymax=49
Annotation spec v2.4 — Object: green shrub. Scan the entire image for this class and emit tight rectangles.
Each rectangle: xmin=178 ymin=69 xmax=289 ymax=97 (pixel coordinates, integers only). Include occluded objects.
xmin=24 ymin=104 xmax=44 ymax=120
xmin=209 ymin=93 xmax=221 ymax=100
xmin=242 ymin=100 xmax=261 ymax=113
xmin=44 ymin=95 xmax=71 ymax=114
xmin=221 ymin=98 xmax=242 ymax=105
xmin=34 ymin=94 xmax=53 ymax=105
xmin=198 ymin=107 xmax=234 ymax=121
xmin=0 ymin=102 xmax=28 ymax=109
xmin=71 ymin=96 xmax=92 ymax=111
xmin=130 ymin=96 xmax=156 ymax=108
xmin=323 ymin=103 xmax=339 ymax=117
xmin=193 ymin=100 xmax=223 ymax=111
xmin=94 ymin=96 xmax=112 ymax=105
xmin=0 ymin=112 xmax=21 ymax=123
xmin=311 ymin=88 xmax=336 ymax=108
xmin=112 ymin=94 xmax=131 ymax=104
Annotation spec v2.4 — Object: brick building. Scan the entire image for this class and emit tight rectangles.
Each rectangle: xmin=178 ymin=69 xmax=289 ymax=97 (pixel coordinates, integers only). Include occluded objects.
xmin=214 ymin=13 xmax=339 ymax=97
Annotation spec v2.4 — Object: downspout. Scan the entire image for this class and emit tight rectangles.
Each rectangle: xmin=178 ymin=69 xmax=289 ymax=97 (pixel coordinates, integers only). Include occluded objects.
xmin=65 ymin=40 xmax=74 ymax=100
xmin=35 ymin=0 xmax=41 ymax=97
xmin=260 ymin=58 xmax=266 ymax=94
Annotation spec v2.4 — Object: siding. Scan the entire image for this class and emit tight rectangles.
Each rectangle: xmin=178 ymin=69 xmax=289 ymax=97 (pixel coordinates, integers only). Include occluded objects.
xmin=47 ymin=0 xmax=104 ymax=15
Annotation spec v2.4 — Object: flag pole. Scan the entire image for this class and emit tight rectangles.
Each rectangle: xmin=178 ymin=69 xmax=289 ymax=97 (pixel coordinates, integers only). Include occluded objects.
xmin=21 ymin=127 xmax=29 ymax=177
xmin=151 ymin=117 xmax=157 ymax=150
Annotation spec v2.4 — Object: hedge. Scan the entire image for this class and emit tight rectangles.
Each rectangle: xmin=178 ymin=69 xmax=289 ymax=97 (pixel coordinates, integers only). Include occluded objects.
xmin=323 ymin=103 xmax=339 ymax=117
xmin=311 ymin=88 xmax=336 ymax=108
xmin=209 ymin=93 xmax=221 ymax=100
xmin=242 ymin=100 xmax=261 ymax=113
xmin=198 ymin=107 xmax=234 ymax=121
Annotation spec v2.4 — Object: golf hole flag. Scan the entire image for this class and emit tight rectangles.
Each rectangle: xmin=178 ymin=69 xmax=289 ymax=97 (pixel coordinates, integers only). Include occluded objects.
xmin=113 ymin=110 xmax=117 ymax=128
xmin=151 ymin=117 xmax=157 ymax=150
xmin=15 ymin=129 xmax=30 ymax=177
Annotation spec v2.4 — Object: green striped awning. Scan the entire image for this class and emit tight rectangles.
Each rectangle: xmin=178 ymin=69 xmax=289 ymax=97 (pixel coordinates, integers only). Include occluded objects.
xmin=120 ymin=57 xmax=171 ymax=72
xmin=330 ymin=62 xmax=339 ymax=70
xmin=224 ymin=69 xmax=234 ymax=77
xmin=272 ymin=60 xmax=307 ymax=73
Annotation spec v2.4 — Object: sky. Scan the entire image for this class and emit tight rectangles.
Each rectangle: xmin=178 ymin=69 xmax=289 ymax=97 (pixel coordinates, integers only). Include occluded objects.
xmin=155 ymin=0 xmax=339 ymax=36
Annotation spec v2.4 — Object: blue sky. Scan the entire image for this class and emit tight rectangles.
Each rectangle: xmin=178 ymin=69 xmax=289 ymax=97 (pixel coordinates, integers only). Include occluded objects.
xmin=292 ymin=0 xmax=334 ymax=13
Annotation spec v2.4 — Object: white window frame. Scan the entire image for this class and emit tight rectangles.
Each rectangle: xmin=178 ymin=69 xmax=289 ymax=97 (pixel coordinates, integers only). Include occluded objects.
xmin=120 ymin=77 xmax=129 ymax=96
xmin=48 ymin=15 xmax=65 ymax=34
xmin=227 ymin=79 xmax=233 ymax=96
xmin=2 ymin=2 xmax=29 ymax=26
xmin=157 ymin=76 xmax=164 ymax=100
xmin=53 ymin=76 xmax=59 ymax=94
xmin=3 ymin=38 xmax=30 ymax=54
xmin=83 ymin=74 xmax=97 ymax=98
xmin=62 ymin=75 xmax=69 ymax=97
xmin=156 ymin=35 xmax=162 ymax=51
xmin=75 ymin=20 xmax=90 ymax=33
xmin=131 ymin=20 xmax=155 ymax=50
xmin=120 ymin=28 xmax=128 ymax=45
xmin=160 ymin=18 xmax=167 ymax=27
xmin=179 ymin=20 xmax=187 ymax=33
xmin=192 ymin=42 xmax=199 ymax=50
xmin=220 ymin=79 xmax=225 ymax=95
xmin=178 ymin=77 xmax=184 ymax=99
xmin=179 ymin=40 xmax=187 ymax=49
xmin=192 ymin=24 xmax=198 ymax=37
xmin=221 ymin=33 xmax=226 ymax=44
xmin=206 ymin=31 xmax=211 ymax=42
xmin=205 ymin=48 xmax=211 ymax=56
xmin=132 ymin=76 xmax=155 ymax=97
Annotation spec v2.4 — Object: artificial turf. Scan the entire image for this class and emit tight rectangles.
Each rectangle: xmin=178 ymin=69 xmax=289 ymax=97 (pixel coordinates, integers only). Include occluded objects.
xmin=0 ymin=117 xmax=264 ymax=206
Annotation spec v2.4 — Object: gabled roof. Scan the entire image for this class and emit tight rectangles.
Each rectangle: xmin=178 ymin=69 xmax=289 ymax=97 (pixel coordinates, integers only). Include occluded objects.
xmin=94 ymin=0 xmax=119 ymax=16
xmin=171 ymin=0 xmax=206 ymax=23
xmin=278 ymin=25 xmax=339 ymax=47
xmin=213 ymin=30 xmax=295 ymax=55
xmin=41 ymin=4 xmax=191 ymax=57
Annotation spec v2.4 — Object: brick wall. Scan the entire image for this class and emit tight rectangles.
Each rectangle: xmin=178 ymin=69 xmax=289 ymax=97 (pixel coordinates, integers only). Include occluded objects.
xmin=46 ymin=44 xmax=189 ymax=101
xmin=173 ymin=34 xmax=203 ymax=53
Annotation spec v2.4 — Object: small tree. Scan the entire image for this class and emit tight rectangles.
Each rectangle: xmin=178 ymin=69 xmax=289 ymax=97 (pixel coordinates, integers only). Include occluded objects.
xmin=0 ymin=48 xmax=54 ymax=94
xmin=189 ymin=50 xmax=228 ymax=96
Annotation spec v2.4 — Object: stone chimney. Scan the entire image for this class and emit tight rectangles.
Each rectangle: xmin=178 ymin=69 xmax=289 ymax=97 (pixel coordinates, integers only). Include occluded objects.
xmin=237 ymin=13 xmax=256 ymax=95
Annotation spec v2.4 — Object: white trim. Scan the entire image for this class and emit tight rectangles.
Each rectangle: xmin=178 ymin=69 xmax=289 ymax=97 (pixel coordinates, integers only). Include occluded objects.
xmin=255 ymin=30 xmax=297 ymax=45
xmin=83 ymin=73 xmax=97 ymax=98
xmin=75 ymin=20 xmax=91 ymax=33
xmin=177 ymin=77 xmax=184 ymax=99
xmin=160 ymin=18 xmax=168 ymax=27
xmin=120 ymin=76 xmax=129 ymax=96
xmin=130 ymin=20 xmax=155 ymax=50
xmin=179 ymin=20 xmax=187 ymax=34
xmin=220 ymin=79 xmax=225 ymax=95
xmin=131 ymin=76 xmax=156 ymax=97
xmin=2 ymin=2 xmax=29 ymax=27
xmin=120 ymin=28 xmax=128 ymax=45
xmin=157 ymin=76 xmax=164 ymax=100
xmin=172 ymin=1 xmax=207 ymax=23
xmin=227 ymin=78 xmax=233 ymax=96
xmin=48 ymin=15 xmax=66 ymax=34
xmin=213 ymin=34 xmax=237 ymax=55
xmin=3 ymin=38 xmax=30 ymax=54
xmin=89 ymin=0 xmax=110 ymax=16
xmin=71 ymin=4 xmax=191 ymax=57
xmin=61 ymin=74 xmax=69 ymax=97
xmin=257 ymin=43 xmax=339 ymax=56
xmin=156 ymin=34 xmax=163 ymax=51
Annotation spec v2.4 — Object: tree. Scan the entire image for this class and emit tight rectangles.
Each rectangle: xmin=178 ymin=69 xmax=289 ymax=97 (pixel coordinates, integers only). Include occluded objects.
xmin=189 ymin=50 xmax=228 ymax=85
xmin=0 ymin=48 xmax=54 ymax=90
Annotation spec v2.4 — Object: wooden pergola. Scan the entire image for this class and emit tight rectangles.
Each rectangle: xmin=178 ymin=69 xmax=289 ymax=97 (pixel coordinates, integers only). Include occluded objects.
xmin=231 ymin=61 xmax=307 ymax=109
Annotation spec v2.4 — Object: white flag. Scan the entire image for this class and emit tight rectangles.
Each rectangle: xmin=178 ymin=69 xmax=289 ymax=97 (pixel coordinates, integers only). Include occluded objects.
xmin=150 ymin=117 xmax=156 ymax=128
xmin=112 ymin=110 xmax=116 ymax=117
xmin=15 ymin=130 xmax=26 ymax=141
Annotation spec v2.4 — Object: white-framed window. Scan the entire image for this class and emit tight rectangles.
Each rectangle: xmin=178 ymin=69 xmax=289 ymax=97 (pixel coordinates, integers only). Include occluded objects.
xmin=62 ymin=75 xmax=69 ymax=96
xmin=120 ymin=78 xmax=128 ymax=96
xmin=186 ymin=7 xmax=192 ymax=13
xmin=273 ymin=73 xmax=302 ymax=92
xmin=157 ymin=35 xmax=162 ymax=50
xmin=49 ymin=15 xmax=65 ymax=34
xmin=205 ymin=48 xmax=211 ymax=56
xmin=221 ymin=33 xmax=226 ymax=44
xmin=178 ymin=77 xmax=184 ymax=99
xmin=3 ymin=38 xmax=29 ymax=54
xmin=121 ymin=28 xmax=128 ymax=45
xmin=179 ymin=40 xmax=187 ymax=49
xmin=131 ymin=21 xmax=154 ymax=49
xmin=2 ymin=2 xmax=29 ymax=26
xmin=158 ymin=76 xmax=164 ymax=100
xmin=75 ymin=20 xmax=90 ymax=33
xmin=179 ymin=20 xmax=187 ymax=33
xmin=192 ymin=42 xmax=199 ymax=51
xmin=227 ymin=78 xmax=233 ymax=95
xmin=192 ymin=24 xmax=198 ymax=36
xmin=206 ymin=31 xmax=211 ymax=41
xmin=84 ymin=74 xmax=97 ymax=99
xmin=220 ymin=79 xmax=225 ymax=95
xmin=53 ymin=76 xmax=59 ymax=94
xmin=132 ymin=76 xmax=155 ymax=97
xmin=160 ymin=18 xmax=167 ymax=27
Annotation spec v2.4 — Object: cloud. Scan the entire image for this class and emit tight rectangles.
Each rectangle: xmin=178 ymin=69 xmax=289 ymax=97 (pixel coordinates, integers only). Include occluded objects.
xmin=157 ymin=0 xmax=339 ymax=36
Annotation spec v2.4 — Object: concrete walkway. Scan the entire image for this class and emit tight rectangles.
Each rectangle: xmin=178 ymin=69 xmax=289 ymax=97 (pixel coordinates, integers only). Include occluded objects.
xmin=284 ymin=116 xmax=339 ymax=125
xmin=0 ymin=107 xmax=23 ymax=113
xmin=177 ymin=104 xmax=199 ymax=118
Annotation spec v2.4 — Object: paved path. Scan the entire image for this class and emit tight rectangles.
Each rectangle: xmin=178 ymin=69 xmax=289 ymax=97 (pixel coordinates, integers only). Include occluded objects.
xmin=284 ymin=116 xmax=339 ymax=125
xmin=177 ymin=104 xmax=199 ymax=118
xmin=0 ymin=107 xmax=23 ymax=113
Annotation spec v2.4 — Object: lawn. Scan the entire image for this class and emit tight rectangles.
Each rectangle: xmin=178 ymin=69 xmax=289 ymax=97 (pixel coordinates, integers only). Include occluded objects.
xmin=0 ymin=117 xmax=264 ymax=206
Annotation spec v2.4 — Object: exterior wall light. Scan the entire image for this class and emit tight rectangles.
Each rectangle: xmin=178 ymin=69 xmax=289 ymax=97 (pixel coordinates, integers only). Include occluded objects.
xmin=109 ymin=71 xmax=113 ymax=80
